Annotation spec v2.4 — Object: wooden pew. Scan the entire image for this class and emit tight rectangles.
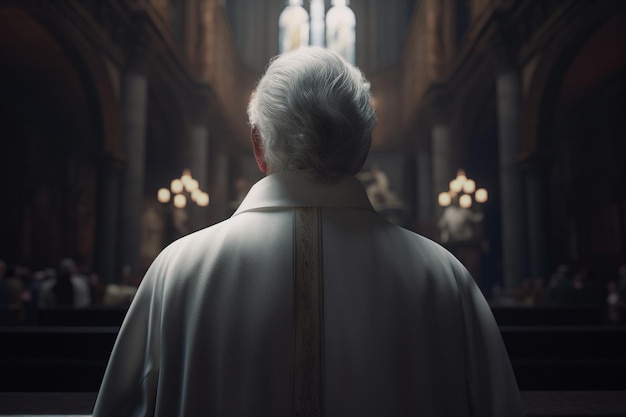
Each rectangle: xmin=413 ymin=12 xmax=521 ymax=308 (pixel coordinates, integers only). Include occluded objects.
xmin=0 ymin=326 xmax=115 ymax=392
xmin=32 ymin=304 xmax=624 ymax=327
xmin=36 ymin=307 xmax=127 ymax=327
xmin=500 ymin=325 xmax=626 ymax=390
xmin=1 ymin=325 xmax=625 ymax=392
xmin=491 ymin=305 xmax=613 ymax=326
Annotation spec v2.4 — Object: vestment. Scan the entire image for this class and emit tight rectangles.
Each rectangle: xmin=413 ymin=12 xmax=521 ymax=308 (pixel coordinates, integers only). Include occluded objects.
xmin=93 ymin=171 xmax=524 ymax=417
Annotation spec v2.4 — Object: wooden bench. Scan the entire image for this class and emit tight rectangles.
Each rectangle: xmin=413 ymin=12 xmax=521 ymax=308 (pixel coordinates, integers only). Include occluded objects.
xmin=0 ymin=326 xmax=115 ymax=392
xmin=1 ymin=325 xmax=625 ymax=392
xmin=36 ymin=307 xmax=127 ymax=327
xmin=30 ymin=304 xmax=625 ymax=327
xmin=501 ymin=325 xmax=626 ymax=390
xmin=491 ymin=305 xmax=617 ymax=326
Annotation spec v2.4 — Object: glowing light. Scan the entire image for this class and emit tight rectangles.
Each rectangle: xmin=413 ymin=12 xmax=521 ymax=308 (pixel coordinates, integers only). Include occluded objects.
xmin=450 ymin=179 xmax=463 ymax=193
xmin=157 ymin=188 xmax=170 ymax=203
xmin=160 ymin=168 xmax=209 ymax=208
xmin=326 ymin=0 xmax=356 ymax=64
xmin=455 ymin=169 xmax=467 ymax=186
xmin=171 ymin=179 xmax=183 ymax=194
xmin=197 ymin=192 xmax=210 ymax=207
xmin=181 ymin=168 xmax=192 ymax=182
xmin=459 ymin=194 xmax=472 ymax=208
xmin=185 ymin=179 xmax=198 ymax=193
xmin=279 ymin=0 xmax=311 ymax=53
xmin=438 ymin=192 xmax=451 ymax=207
xmin=463 ymin=179 xmax=476 ymax=194
xmin=475 ymin=188 xmax=488 ymax=203
xmin=191 ymin=189 xmax=202 ymax=202
xmin=173 ymin=194 xmax=187 ymax=209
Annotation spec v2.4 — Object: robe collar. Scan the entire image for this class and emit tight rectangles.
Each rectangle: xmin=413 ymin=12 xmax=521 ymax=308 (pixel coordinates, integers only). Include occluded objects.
xmin=233 ymin=170 xmax=375 ymax=216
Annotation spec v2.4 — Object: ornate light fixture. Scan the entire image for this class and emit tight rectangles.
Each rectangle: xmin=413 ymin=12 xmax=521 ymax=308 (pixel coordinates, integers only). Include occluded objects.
xmin=157 ymin=168 xmax=209 ymax=208
xmin=438 ymin=169 xmax=488 ymax=208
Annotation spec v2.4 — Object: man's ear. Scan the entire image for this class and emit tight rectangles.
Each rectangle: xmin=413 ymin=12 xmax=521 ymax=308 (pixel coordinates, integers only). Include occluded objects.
xmin=251 ymin=127 xmax=267 ymax=173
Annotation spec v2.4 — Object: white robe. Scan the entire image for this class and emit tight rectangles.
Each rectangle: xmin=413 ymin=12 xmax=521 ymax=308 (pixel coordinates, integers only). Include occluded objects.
xmin=93 ymin=171 xmax=524 ymax=417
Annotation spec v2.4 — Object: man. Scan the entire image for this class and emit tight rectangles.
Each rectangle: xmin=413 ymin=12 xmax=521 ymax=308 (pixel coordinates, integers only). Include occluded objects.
xmin=93 ymin=47 xmax=524 ymax=416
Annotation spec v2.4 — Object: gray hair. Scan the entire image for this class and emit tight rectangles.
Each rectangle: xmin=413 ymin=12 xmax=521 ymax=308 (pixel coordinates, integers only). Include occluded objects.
xmin=247 ymin=47 xmax=376 ymax=180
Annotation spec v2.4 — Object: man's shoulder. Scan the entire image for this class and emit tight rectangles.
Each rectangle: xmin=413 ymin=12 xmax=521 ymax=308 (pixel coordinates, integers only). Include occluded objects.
xmin=164 ymin=217 xmax=234 ymax=251
xmin=151 ymin=215 xmax=255 ymax=271
xmin=394 ymin=224 xmax=451 ymax=254
xmin=391 ymin=225 xmax=472 ymax=277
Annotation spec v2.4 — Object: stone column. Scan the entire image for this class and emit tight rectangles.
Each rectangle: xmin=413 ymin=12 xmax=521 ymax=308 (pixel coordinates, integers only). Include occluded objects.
xmin=416 ymin=139 xmax=433 ymax=222
xmin=118 ymin=72 xmax=148 ymax=277
xmin=522 ymin=153 xmax=551 ymax=279
xmin=118 ymin=17 xmax=152 ymax=278
xmin=310 ymin=0 xmax=325 ymax=47
xmin=188 ymin=86 xmax=211 ymax=231
xmin=208 ymin=152 xmax=230 ymax=224
xmin=427 ymin=84 xmax=453 ymax=214
xmin=494 ymin=32 xmax=527 ymax=290
xmin=189 ymin=125 xmax=210 ymax=230
xmin=432 ymin=125 xmax=451 ymax=204
xmin=95 ymin=156 xmax=123 ymax=284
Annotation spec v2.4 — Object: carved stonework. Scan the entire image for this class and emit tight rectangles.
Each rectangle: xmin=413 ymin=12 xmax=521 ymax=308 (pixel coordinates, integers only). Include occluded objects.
xmin=68 ymin=1 xmax=156 ymax=74
xmin=516 ymin=1 xmax=568 ymax=47
xmin=488 ymin=2 xmax=572 ymax=73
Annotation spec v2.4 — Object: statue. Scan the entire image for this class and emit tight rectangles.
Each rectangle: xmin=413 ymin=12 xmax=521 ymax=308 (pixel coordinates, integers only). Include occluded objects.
xmin=326 ymin=0 xmax=356 ymax=64
xmin=279 ymin=0 xmax=310 ymax=54
xmin=357 ymin=165 xmax=404 ymax=216
xmin=438 ymin=197 xmax=484 ymax=243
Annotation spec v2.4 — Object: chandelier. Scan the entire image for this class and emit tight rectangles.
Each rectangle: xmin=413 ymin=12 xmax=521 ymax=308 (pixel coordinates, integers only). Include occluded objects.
xmin=438 ymin=169 xmax=488 ymax=208
xmin=157 ymin=168 xmax=209 ymax=208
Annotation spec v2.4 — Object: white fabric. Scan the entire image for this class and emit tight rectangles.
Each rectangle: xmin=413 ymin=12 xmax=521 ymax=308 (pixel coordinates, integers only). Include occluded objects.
xmin=93 ymin=171 xmax=524 ymax=417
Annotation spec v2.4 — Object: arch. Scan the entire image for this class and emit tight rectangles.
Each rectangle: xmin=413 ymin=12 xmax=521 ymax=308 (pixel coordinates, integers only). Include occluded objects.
xmin=523 ymin=7 xmax=626 ymax=270
xmin=0 ymin=5 xmax=123 ymax=269
xmin=27 ymin=8 xmax=124 ymax=159
xmin=522 ymin=5 xmax=625 ymax=152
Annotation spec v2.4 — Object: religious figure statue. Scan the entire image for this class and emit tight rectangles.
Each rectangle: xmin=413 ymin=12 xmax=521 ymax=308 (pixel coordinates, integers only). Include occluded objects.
xmin=357 ymin=165 xmax=403 ymax=211
xmin=141 ymin=203 xmax=165 ymax=264
xmin=438 ymin=199 xmax=484 ymax=243
xmin=325 ymin=0 xmax=356 ymax=64
xmin=279 ymin=0 xmax=310 ymax=54
xmin=171 ymin=206 xmax=189 ymax=236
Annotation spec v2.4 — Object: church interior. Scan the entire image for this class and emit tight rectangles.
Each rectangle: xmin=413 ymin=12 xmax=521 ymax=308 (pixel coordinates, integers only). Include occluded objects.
xmin=0 ymin=0 xmax=625 ymax=414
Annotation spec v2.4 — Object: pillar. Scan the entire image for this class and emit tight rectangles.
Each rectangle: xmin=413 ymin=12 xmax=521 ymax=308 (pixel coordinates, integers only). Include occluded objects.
xmin=494 ymin=30 xmax=527 ymax=290
xmin=416 ymin=139 xmax=433 ymax=222
xmin=523 ymin=154 xmax=551 ymax=279
xmin=310 ymin=0 xmax=325 ymax=47
xmin=208 ymin=152 xmax=230 ymax=224
xmin=427 ymin=84 xmax=454 ymax=214
xmin=189 ymin=125 xmax=210 ymax=230
xmin=95 ymin=156 xmax=122 ymax=284
xmin=188 ymin=86 xmax=212 ymax=231
xmin=432 ymin=124 xmax=452 ymax=205
xmin=118 ymin=19 xmax=152 ymax=278
xmin=118 ymin=72 xmax=148 ymax=277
